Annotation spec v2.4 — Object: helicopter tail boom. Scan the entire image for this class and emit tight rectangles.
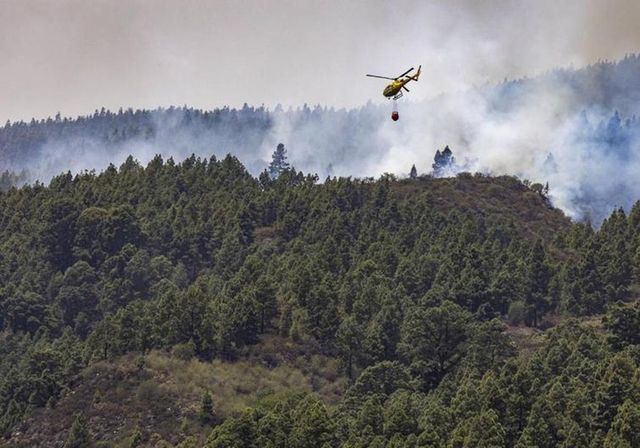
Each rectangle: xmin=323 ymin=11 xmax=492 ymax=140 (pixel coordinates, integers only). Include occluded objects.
xmin=411 ymin=65 xmax=422 ymax=81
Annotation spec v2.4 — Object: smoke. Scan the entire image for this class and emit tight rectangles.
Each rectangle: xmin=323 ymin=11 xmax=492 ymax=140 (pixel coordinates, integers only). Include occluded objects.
xmin=10 ymin=56 xmax=639 ymax=226
xmin=3 ymin=0 xmax=640 ymax=223
xmin=24 ymin=107 xmax=274 ymax=181
xmin=259 ymin=58 xmax=640 ymax=224
xmin=2 ymin=0 xmax=640 ymax=120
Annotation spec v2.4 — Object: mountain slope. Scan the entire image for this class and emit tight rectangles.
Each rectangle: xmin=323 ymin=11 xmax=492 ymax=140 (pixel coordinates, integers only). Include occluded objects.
xmin=0 ymin=155 xmax=638 ymax=447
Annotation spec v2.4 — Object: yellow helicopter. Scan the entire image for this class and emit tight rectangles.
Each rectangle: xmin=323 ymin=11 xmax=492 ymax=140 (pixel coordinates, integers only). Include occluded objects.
xmin=366 ymin=65 xmax=421 ymax=100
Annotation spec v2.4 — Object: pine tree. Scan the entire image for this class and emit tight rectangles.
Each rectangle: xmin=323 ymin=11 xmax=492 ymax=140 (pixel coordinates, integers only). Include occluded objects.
xmin=432 ymin=146 xmax=455 ymax=176
xmin=336 ymin=315 xmax=363 ymax=379
xmin=64 ymin=413 xmax=91 ymax=448
xmin=604 ymin=399 xmax=640 ymax=448
xmin=383 ymin=390 xmax=418 ymax=437
xmin=129 ymin=427 xmax=143 ymax=448
xmin=0 ymin=400 xmax=23 ymax=438
xmin=326 ymin=163 xmax=335 ymax=178
xmin=253 ymin=276 xmax=277 ymax=333
xmin=398 ymin=301 xmax=471 ymax=388
xmin=355 ymin=397 xmax=384 ymax=435
xmin=206 ymin=409 xmax=257 ymax=447
xmin=289 ymin=395 xmax=335 ymax=448
xmin=526 ymin=240 xmax=551 ymax=327
xmin=604 ymin=301 xmax=640 ymax=349
xmin=516 ymin=399 xmax=558 ymax=448
xmin=449 ymin=409 xmax=506 ymax=448
xmin=595 ymin=353 xmax=636 ymax=433
xmin=409 ymin=164 xmax=418 ymax=179
xmin=199 ymin=391 xmax=215 ymax=423
xmin=269 ymin=143 xmax=290 ymax=179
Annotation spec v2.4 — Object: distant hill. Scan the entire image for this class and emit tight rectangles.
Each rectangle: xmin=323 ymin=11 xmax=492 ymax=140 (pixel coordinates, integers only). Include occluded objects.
xmin=2 ymin=55 xmax=640 ymax=224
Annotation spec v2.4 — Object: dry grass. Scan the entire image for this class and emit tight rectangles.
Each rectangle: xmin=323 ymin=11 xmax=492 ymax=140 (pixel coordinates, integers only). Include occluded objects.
xmin=145 ymin=351 xmax=315 ymax=417
xmin=505 ymin=324 xmax=546 ymax=358
xmin=8 ymin=336 xmax=348 ymax=447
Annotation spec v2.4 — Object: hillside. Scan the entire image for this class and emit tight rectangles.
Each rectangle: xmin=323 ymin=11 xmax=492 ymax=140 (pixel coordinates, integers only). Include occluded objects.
xmin=9 ymin=339 xmax=347 ymax=447
xmin=2 ymin=56 xmax=640 ymax=224
xmin=1 ymin=154 xmax=639 ymax=447
xmin=391 ymin=174 xmax=569 ymax=241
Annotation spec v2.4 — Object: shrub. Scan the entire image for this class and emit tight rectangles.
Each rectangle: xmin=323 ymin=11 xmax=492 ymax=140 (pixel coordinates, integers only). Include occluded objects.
xmin=171 ymin=341 xmax=196 ymax=360
xmin=64 ymin=413 xmax=91 ymax=448
xmin=136 ymin=380 xmax=160 ymax=403
xmin=507 ymin=301 xmax=527 ymax=326
xmin=129 ymin=427 xmax=143 ymax=448
xmin=199 ymin=391 xmax=215 ymax=423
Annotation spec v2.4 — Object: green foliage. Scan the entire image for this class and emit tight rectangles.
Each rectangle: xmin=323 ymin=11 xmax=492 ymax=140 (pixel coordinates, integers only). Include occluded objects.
xmin=200 ymin=391 xmax=215 ymax=423
xmin=175 ymin=436 xmax=199 ymax=448
xmin=1 ymin=153 xmax=639 ymax=444
xmin=269 ymin=143 xmax=291 ymax=179
xmin=449 ymin=409 xmax=506 ymax=448
xmin=345 ymin=361 xmax=414 ymax=404
xmin=399 ymin=301 xmax=472 ymax=388
xmin=170 ymin=341 xmax=196 ymax=360
xmin=64 ymin=413 xmax=91 ymax=448
xmin=0 ymin=169 xmax=28 ymax=192
xmin=206 ymin=409 xmax=257 ymax=448
xmin=595 ymin=353 xmax=638 ymax=433
xmin=0 ymin=399 xmax=23 ymax=437
xmin=604 ymin=399 xmax=640 ymax=448
xmin=507 ymin=301 xmax=526 ymax=326
xmin=604 ymin=301 xmax=640 ymax=349
xmin=289 ymin=395 xmax=335 ymax=448
xmin=336 ymin=315 xmax=363 ymax=379
xmin=129 ymin=427 xmax=143 ymax=448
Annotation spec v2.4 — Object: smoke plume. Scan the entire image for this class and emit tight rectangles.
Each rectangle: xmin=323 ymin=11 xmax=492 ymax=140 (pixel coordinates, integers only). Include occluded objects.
xmin=2 ymin=1 xmax=640 ymax=223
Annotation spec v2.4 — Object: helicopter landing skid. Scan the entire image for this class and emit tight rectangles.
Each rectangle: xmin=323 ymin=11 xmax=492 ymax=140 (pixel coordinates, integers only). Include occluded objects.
xmin=392 ymin=92 xmax=403 ymax=100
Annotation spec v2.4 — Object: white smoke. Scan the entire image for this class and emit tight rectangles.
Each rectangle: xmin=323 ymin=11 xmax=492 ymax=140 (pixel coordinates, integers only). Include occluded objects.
xmin=10 ymin=57 xmax=640 ymax=225
xmin=4 ymin=0 xmax=640 ymax=223
xmin=260 ymin=59 xmax=640 ymax=223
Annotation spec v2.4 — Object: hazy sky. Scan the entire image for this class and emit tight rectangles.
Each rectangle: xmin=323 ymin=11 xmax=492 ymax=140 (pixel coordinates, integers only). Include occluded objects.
xmin=2 ymin=0 xmax=640 ymax=122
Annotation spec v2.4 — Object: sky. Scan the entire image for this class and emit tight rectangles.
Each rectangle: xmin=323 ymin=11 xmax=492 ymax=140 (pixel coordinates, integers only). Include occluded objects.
xmin=2 ymin=0 xmax=640 ymax=122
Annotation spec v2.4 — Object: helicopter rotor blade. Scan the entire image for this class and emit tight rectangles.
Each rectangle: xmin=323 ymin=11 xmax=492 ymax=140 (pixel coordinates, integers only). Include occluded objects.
xmin=396 ymin=67 xmax=415 ymax=79
xmin=366 ymin=74 xmax=396 ymax=80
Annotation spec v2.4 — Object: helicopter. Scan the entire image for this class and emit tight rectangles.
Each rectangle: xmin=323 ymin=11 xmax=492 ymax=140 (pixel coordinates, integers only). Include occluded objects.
xmin=366 ymin=65 xmax=421 ymax=101
xmin=366 ymin=65 xmax=421 ymax=120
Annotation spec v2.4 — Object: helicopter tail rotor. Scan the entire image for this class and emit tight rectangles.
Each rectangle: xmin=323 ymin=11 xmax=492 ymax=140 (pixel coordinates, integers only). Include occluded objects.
xmin=413 ymin=65 xmax=422 ymax=80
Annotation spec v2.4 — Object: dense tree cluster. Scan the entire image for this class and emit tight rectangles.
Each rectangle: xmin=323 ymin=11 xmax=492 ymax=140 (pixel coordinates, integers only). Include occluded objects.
xmin=0 ymin=106 xmax=273 ymax=172
xmin=206 ymin=322 xmax=640 ymax=447
xmin=0 ymin=154 xmax=639 ymax=445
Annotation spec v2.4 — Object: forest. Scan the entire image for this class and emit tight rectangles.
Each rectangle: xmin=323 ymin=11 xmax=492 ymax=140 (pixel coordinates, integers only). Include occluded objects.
xmin=0 ymin=151 xmax=639 ymax=447
xmin=3 ymin=55 xmax=640 ymax=225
